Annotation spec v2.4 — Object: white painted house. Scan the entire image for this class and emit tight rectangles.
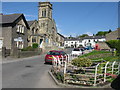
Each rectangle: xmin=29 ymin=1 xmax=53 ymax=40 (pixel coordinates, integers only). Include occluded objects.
xmin=64 ymin=36 xmax=106 ymax=48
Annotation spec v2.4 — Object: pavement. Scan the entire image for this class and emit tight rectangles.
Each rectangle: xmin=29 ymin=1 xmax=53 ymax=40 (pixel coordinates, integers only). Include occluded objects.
xmin=1 ymin=48 xmax=72 ymax=88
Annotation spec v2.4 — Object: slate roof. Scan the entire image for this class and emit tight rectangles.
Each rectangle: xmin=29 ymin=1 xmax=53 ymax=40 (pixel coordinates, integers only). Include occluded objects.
xmin=27 ymin=20 xmax=35 ymax=27
xmin=82 ymin=36 xmax=105 ymax=39
xmin=1 ymin=13 xmax=30 ymax=29
xmin=65 ymin=38 xmax=83 ymax=42
xmin=57 ymin=33 xmax=65 ymax=38
xmin=1 ymin=14 xmax=22 ymax=24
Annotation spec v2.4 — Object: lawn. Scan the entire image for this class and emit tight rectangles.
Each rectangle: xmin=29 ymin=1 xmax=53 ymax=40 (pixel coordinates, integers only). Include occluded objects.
xmin=79 ymin=50 xmax=119 ymax=62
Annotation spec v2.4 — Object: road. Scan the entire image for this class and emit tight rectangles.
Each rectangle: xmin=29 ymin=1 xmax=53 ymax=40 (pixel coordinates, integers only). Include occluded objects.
xmin=2 ymin=48 xmax=72 ymax=88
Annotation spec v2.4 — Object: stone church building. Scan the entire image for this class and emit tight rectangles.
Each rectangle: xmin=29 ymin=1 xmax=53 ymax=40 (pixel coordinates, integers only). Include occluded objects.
xmin=37 ymin=2 xmax=62 ymax=50
xmin=27 ymin=2 xmax=64 ymax=51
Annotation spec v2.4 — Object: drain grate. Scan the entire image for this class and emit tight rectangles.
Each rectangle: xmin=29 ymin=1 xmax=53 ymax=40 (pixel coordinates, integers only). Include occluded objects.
xmin=25 ymin=65 xmax=32 ymax=68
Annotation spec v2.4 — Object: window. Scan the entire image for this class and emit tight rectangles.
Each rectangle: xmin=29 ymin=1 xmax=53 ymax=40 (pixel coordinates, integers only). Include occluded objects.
xmin=32 ymin=37 xmax=36 ymax=42
xmin=35 ymin=29 xmax=38 ymax=34
xmin=42 ymin=9 xmax=46 ymax=17
xmin=47 ymin=51 xmax=60 ymax=55
xmin=89 ymin=40 xmax=90 ymax=42
xmin=41 ymin=23 xmax=45 ymax=27
xmin=17 ymin=25 xmax=24 ymax=33
xmin=32 ymin=28 xmax=34 ymax=34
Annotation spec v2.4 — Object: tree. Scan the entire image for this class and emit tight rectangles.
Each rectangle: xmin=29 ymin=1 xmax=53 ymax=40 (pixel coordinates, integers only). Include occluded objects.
xmin=108 ymin=29 xmax=112 ymax=33
xmin=77 ymin=34 xmax=89 ymax=38
xmin=96 ymin=30 xmax=112 ymax=36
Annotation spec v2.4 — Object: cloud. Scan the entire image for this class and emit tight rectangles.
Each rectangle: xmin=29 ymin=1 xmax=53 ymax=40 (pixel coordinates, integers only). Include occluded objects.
xmin=24 ymin=14 xmax=37 ymax=17
xmin=56 ymin=23 xmax=62 ymax=33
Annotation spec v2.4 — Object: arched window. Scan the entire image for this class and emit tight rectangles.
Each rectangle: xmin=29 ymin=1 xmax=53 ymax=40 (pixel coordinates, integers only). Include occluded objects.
xmin=42 ymin=9 xmax=46 ymax=17
xmin=32 ymin=27 xmax=34 ymax=34
xmin=36 ymin=29 xmax=38 ymax=34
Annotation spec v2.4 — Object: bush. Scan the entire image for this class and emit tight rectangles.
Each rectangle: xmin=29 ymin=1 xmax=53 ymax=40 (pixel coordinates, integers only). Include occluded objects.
xmin=21 ymin=46 xmax=35 ymax=51
xmin=106 ymin=40 xmax=118 ymax=49
xmin=32 ymin=43 xmax=38 ymax=48
xmin=106 ymin=40 xmax=120 ymax=56
xmin=71 ymin=57 xmax=92 ymax=67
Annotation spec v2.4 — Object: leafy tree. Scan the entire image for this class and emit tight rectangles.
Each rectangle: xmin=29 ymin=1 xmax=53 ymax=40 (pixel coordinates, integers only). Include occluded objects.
xmin=77 ymin=34 xmax=89 ymax=38
xmin=96 ymin=30 xmax=112 ymax=36
xmin=108 ymin=29 xmax=112 ymax=33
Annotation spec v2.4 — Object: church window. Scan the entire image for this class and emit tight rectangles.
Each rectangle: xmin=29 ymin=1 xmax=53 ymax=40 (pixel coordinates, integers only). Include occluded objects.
xmin=42 ymin=9 xmax=46 ymax=17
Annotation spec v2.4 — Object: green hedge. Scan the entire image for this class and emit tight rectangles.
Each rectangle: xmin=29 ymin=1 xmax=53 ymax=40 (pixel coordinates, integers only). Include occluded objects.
xmin=32 ymin=43 xmax=38 ymax=48
xmin=21 ymin=46 xmax=35 ymax=51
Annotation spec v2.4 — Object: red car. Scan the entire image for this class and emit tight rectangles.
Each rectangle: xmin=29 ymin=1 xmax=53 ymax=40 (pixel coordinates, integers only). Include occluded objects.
xmin=45 ymin=50 xmax=67 ymax=64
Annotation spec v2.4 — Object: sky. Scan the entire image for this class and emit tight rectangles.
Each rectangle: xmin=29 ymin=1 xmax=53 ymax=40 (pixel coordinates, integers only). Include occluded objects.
xmin=2 ymin=2 xmax=118 ymax=37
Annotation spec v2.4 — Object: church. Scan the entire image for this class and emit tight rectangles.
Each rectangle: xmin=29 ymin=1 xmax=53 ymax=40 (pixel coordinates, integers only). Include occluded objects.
xmin=28 ymin=2 xmax=65 ymax=51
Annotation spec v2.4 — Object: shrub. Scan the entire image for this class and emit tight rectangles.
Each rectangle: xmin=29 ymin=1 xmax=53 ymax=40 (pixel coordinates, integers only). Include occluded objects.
xmin=106 ymin=40 xmax=120 ymax=56
xmin=21 ymin=46 xmax=35 ymax=51
xmin=32 ymin=43 xmax=38 ymax=48
xmin=71 ymin=57 xmax=92 ymax=67
xmin=106 ymin=40 xmax=118 ymax=49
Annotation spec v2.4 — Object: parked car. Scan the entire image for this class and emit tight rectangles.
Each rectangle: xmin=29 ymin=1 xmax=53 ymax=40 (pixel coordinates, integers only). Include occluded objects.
xmin=45 ymin=50 xmax=67 ymax=64
xmin=71 ymin=48 xmax=84 ymax=56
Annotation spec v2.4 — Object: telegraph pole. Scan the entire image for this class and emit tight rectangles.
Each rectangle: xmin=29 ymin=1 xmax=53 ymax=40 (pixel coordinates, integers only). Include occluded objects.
xmin=118 ymin=1 xmax=120 ymax=59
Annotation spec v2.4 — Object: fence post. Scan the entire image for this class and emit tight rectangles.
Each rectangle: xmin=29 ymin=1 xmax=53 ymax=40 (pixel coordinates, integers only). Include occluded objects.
xmin=63 ymin=61 xmax=67 ymax=84
xmin=67 ymin=54 xmax=70 ymax=63
xmin=57 ymin=56 xmax=61 ymax=69
xmin=94 ymin=63 xmax=100 ymax=86
xmin=61 ymin=55 xmax=64 ymax=67
xmin=112 ymin=61 xmax=116 ymax=74
xmin=104 ymin=61 xmax=109 ymax=82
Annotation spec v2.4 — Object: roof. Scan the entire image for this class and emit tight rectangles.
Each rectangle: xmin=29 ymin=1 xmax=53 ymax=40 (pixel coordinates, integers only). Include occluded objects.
xmin=1 ymin=14 xmax=30 ymax=29
xmin=82 ymin=36 xmax=105 ymax=39
xmin=27 ymin=21 xmax=35 ymax=26
xmin=57 ymin=33 xmax=65 ymax=38
xmin=27 ymin=20 xmax=37 ymax=27
xmin=65 ymin=38 xmax=83 ymax=41
xmin=1 ymin=14 xmax=22 ymax=24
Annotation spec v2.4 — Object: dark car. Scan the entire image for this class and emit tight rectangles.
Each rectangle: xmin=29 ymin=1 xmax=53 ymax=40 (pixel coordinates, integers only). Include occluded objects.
xmin=45 ymin=50 xmax=67 ymax=64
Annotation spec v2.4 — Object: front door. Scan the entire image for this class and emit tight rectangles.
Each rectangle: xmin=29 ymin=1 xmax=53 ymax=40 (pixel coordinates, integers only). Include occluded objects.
xmin=39 ymin=39 xmax=43 ymax=48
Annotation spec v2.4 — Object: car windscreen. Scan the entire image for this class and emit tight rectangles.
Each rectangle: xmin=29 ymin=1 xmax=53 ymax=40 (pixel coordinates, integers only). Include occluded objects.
xmin=47 ymin=51 xmax=60 ymax=55
xmin=60 ymin=51 xmax=66 ymax=55
xmin=73 ymin=49 xmax=80 ymax=51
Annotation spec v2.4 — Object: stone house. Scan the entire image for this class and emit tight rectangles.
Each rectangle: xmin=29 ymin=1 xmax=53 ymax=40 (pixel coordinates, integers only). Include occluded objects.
xmin=57 ymin=33 xmax=65 ymax=47
xmin=27 ymin=20 xmax=45 ymax=48
xmin=0 ymin=13 xmax=29 ymax=55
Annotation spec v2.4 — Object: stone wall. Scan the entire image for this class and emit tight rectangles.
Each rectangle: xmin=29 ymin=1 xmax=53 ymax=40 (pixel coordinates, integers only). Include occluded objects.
xmin=19 ymin=50 xmax=42 ymax=58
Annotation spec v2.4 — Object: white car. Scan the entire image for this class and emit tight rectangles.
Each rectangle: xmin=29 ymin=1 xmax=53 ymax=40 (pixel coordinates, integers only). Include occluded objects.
xmin=71 ymin=48 xmax=83 ymax=56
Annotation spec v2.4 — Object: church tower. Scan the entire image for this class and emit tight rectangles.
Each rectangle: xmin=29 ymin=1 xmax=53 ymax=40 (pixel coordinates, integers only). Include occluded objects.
xmin=38 ymin=2 xmax=52 ymax=19
xmin=38 ymin=2 xmax=53 ymax=34
xmin=38 ymin=2 xmax=58 ymax=48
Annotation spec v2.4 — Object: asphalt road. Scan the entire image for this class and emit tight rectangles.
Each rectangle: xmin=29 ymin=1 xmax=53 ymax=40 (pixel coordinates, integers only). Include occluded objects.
xmin=2 ymin=48 xmax=73 ymax=88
